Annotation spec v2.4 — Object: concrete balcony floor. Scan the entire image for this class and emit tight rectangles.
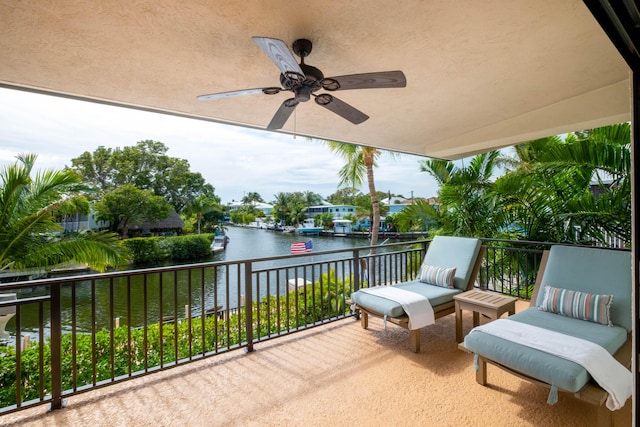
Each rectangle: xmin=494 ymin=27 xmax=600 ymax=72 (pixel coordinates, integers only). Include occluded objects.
xmin=2 ymin=301 xmax=631 ymax=427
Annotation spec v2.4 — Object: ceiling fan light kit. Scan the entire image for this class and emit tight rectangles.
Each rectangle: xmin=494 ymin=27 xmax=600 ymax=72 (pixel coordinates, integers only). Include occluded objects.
xmin=197 ymin=37 xmax=406 ymax=130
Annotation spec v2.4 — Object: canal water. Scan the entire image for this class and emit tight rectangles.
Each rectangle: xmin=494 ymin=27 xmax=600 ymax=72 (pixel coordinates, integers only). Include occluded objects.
xmin=214 ymin=226 xmax=368 ymax=262
xmin=12 ymin=227 xmax=375 ymax=339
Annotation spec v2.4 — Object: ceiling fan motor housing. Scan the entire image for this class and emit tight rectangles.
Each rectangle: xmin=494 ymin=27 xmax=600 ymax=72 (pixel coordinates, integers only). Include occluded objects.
xmin=280 ymin=40 xmax=325 ymax=102
xmin=294 ymin=85 xmax=313 ymax=102
xmin=292 ymin=38 xmax=312 ymax=58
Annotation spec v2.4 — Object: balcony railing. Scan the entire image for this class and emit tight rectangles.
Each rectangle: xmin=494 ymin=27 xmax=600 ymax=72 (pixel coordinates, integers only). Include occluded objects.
xmin=0 ymin=238 xmax=626 ymax=415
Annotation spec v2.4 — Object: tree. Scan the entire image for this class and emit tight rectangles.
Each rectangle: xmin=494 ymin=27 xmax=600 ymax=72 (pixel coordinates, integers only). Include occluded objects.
xmin=241 ymin=192 xmax=265 ymax=204
xmin=495 ymin=124 xmax=631 ymax=245
xmin=303 ymin=191 xmax=323 ymax=207
xmin=271 ymin=192 xmax=308 ymax=225
xmin=185 ymin=195 xmax=221 ymax=234
xmin=94 ymin=184 xmax=172 ymax=239
xmin=325 ymin=142 xmax=383 ymax=246
xmin=271 ymin=192 xmax=292 ymax=224
xmin=326 ymin=187 xmax=359 ymax=205
xmin=229 ymin=204 xmax=258 ymax=225
xmin=420 ymin=151 xmax=502 ymax=238
xmin=70 ymin=140 xmax=216 ymax=212
xmin=314 ymin=212 xmax=334 ymax=229
xmin=393 ymin=200 xmax=441 ymax=232
xmin=0 ymin=154 xmax=127 ymax=272
xmin=67 ymin=146 xmax=113 ymax=193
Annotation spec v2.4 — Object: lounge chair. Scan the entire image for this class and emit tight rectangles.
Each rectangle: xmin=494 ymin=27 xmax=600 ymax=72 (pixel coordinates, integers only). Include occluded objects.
xmin=462 ymin=245 xmax=632 ymax=427
xmin=350 ymin=236 xmax=485 ymax=352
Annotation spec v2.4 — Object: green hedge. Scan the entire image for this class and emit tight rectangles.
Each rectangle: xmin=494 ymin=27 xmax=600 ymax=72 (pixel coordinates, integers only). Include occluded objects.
xmin=163 ymin=235 xmax=212 ymax=260
xmin=122 ymin=237 xmax=168 ymax=264
xmin=123 ymin=234 xmax=215 ymax=264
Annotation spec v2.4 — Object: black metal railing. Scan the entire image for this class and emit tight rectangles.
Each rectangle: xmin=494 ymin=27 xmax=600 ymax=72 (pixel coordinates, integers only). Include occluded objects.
xmin=478 ymin=239 xmax=552 ymax=299
xmin=0 ymin=238 xmax=628 ymax=415
xmin=0 ymin=241 xmax=425 ymax=414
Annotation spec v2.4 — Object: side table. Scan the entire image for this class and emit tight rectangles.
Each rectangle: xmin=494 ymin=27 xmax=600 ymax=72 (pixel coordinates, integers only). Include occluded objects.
xmin=454 ymin=290 xmax=517 ymax=343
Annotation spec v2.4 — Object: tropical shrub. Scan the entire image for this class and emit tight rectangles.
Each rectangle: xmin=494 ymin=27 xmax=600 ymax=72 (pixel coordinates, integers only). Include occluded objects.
xmin=123 ymin=234 xmax=215 ymax=264
xmin=163 ymin=235 xmax=212 ymax=260
xmin=122 ymin=238 xmax=168 ymax=264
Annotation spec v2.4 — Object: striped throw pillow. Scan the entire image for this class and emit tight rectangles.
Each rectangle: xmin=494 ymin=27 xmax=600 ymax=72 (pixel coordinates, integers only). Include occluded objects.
xmin=539 ymin=285 xmax=613 ymax=326
xmin=418 ymin=265 xmax=457 ymax=288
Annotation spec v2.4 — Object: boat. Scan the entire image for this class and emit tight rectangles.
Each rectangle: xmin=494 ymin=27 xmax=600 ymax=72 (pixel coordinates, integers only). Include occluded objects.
xmin=211 ymin=235 xmax=229 ymax=253
xmin=295 ymin=219 xmax=324 ymax=234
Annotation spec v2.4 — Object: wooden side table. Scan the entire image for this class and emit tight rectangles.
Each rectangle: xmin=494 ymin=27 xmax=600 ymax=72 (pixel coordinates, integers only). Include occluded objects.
xmin=454 ymin=290 xmax=517 ymax=343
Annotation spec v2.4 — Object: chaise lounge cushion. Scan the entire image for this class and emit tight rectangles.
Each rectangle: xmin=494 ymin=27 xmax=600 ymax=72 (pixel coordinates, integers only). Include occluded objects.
xmin=351 ymin=280 xmax=462 ymax=317
xmin=464 ymin=307 xmax=628 ymax=392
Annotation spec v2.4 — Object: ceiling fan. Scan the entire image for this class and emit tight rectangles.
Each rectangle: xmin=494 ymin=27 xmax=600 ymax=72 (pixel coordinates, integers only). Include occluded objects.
xmin=197 ymin=37 xmax=407 ymax=130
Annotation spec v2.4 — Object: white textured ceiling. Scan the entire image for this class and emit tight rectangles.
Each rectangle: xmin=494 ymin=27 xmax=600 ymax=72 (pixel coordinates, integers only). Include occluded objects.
xmin=0 ymin=1 xmax=631 ymax=159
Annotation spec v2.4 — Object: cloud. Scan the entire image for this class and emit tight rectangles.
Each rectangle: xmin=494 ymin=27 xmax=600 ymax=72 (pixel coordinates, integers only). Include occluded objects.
xmin=0 ymin=88 xmax=439 ymax=202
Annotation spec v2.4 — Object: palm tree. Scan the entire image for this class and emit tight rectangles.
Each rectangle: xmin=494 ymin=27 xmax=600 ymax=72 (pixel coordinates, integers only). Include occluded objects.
xmin=496 ymin=124 xmax=631 ymax=245
xmin=325 ymin=142 xmax=383 ymax=247
xmin=420 ymin=151 xmax=502 ymax=237
xmin=185 ymin=195 xmax=217 ymax=234
xmin=0 ymin=154 xmax=127 ymax=272
xmin=241 ymin=192 xmax=264 ymax=204
xmin=303 ymin=191 xmax=322 ymax=207
xmin=272 ymin=192 xmax=306 ymax=226
xmin=271 ymin=192 xmax=291 ymax=225
xmin=394 ymin=199 xmax=442 ymax=232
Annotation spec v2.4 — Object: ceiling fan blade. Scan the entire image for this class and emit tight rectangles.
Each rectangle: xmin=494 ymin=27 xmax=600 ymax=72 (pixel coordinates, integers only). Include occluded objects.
xmin=252 ymin=37 xmax=304 ymax=77
xmin=323 ymin=71 xmax=406 ymax=91
xmin=197 ymin=88 xmax=276 ymax=101
xmin=315 ymin=94 xmax=369 ymax=124
xmin=267 ymin=99 xmax=299 ymax=130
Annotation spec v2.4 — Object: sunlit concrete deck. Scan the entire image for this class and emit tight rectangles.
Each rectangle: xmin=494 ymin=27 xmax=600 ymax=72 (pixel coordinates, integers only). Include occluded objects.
xmin=2 ymin=301 xmax=631 ymax=427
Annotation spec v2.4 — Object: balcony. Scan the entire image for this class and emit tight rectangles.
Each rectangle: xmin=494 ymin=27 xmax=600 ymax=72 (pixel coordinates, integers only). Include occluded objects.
xmin=0 ymin=239 xmax=632 ymax=426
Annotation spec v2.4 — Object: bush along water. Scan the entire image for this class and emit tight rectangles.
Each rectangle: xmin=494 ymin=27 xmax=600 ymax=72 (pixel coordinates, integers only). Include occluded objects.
xmin=123 ymin=234 xmax=214 ymax=264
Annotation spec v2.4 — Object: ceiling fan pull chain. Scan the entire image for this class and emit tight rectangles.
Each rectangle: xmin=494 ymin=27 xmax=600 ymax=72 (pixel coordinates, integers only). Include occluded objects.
xmin=293 ymin=108 xmax=297 ymax=139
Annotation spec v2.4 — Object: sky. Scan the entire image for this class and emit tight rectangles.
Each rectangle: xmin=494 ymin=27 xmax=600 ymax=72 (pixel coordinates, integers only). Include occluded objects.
xmin=0 ymin=87 xmax=440 ymax=204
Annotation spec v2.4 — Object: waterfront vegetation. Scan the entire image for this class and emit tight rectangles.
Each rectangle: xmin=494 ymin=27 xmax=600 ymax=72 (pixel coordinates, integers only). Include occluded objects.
xmin=122 ymin=234 xmax=214 ymax=264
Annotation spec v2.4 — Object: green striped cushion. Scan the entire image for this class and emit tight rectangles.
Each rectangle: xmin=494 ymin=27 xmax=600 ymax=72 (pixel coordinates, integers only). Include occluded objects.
xmin=539 ymin=285 xmax=613 ymax=326
xmin=418 ymin=265 xmax=456 ymax=288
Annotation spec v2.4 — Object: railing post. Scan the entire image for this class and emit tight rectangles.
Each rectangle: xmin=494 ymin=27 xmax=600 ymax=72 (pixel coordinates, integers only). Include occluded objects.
xmin=48 ymin=282 xmax=65 ymax=411
xmin=244 ymin=261 xmax=254 ymax=352
xmin=353 ymin=250 xmax=360 ymax=291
